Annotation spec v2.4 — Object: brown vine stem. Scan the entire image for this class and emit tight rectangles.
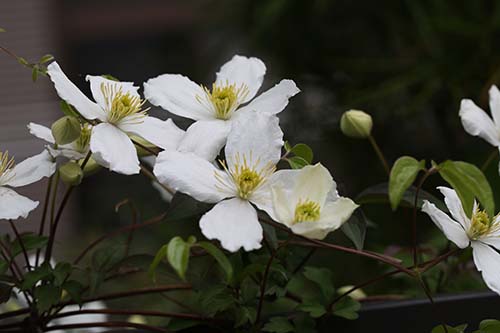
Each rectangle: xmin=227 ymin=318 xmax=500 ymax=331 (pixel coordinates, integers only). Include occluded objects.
xmin=50 ymin=308 xmax=211 ymax=322
xmin=35 ymin=175 xmax=53 ymax=267
xmin=140 ymin=163 xmax=175 ymax=196
xmin=43 ymin=321 xmax=171 ymax=332
xmin=0 ymin=308 xmax=29 ymax=321
xmin=9 ymin=220 xmax=30 ymax=271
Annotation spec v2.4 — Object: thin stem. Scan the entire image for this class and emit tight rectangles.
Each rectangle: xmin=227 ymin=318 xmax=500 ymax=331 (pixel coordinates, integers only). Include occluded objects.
xmin=114 ymin=199 xmax=138 ymax=257
xmin=0 ymin=308 xmax=29 ymax=321
xmin=0 ymin=45 xmax=19 ymax=60
xmin=49 ymin=171 xmax=60 ymax=229
xmin=43 ymin=321 xmax=171 ymax=332
xmin=0 ymin=241 xmax=32 ymax=307
xmin=9 ymin=220 xmax=30 ymax=271
xmin=481 ymin=148 xmax=498 ymax=172
xmin=36 ymin=175 xmax=54 ymax=267
xmin=140 ymin=164 xmax=175 ymax=196
xmin=417 ymin=275 xmax=448 ymax=333
xmin=50 ymin=308 xmax=209 ymax=321
xmin=367 ymin=134 xmax=390 ymax=176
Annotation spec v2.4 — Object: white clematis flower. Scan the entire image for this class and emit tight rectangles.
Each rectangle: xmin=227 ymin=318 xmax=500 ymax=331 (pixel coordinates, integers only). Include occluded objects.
xmin=271 ymin=163 xmax=358 ymax=239
xmin=0 ymin=150 xmax=56 ymax=220
xmin=47 ymin=62 xmax=182 ymax=175
xmin=154 ymin=111 xmax=285 ymax=252
xmin=422 ymin=187 xmax=500 ymax=295
xmin=144 ymin=54 xmax=300 ymax=143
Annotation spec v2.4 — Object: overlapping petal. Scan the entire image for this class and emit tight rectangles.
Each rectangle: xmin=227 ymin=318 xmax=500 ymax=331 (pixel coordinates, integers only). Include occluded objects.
xmin=119 ymin=117 xmax=184 ymax=151
xmin=0 ymin=187 xmax=38 ymax=220
xmin=86 ymin=75 xmax=140 ymax=111
xmin=4 ymin=151 xmax=56 ymax=187
xmin=177 ymin=120 xmax=230 ymax=161
xmin=471 ymin=241 xmax=500 ymax=295
xmin=238 ymin=79 xmax=300 ymax=115
xmin=437 ymin=186 xmax=470 ymax=231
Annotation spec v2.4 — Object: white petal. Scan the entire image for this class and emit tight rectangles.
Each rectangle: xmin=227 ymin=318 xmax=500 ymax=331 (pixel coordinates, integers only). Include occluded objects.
xmin=238 ymin=79 xmax=300 ymax=115
xmin=437 ymin=186 xmax=470 ymax=231
xmin=489 ymin=85 xmax=500 ymax=129
xmin=200 ymin=198 xmax=262 ymax=252
xmin=291 ymin=163 xmax=334 ymax=209
xmin=119 ymin=117 xmax=184 ymax=151
xmin=0 ymin=187 xmax=38 ymax=220
xmin=225 ymin=111 xmax=283 ymax=171
xmin=47 ymin=62 xmax=104 ymax=120
xmin=480 ymin=235 xmax=500 ymax=251
xmin=86 ymin=75 xmax=140 ymax=110
xmin=216 ymin=55 xmax=266 ymax=103
xmin=51 ymin=301 xmax=108 ymax=333
xmin=90 ymin=123 xmax=140 ymax=175
xmin=144 ymin=74 xmax=213 ymax=120
xmin=177 ymin=120 xmax=230 ymax=161
xmin=153 ymin=150 xmax=232 ymax=203
xmin=291 ymin=197 xmax=358 ymax=239
xmin=421 ymin=201 xmax=470 ymax=249
xmin=4 ymin=151 xmax=56 ymax=188
xmin=459 ymin=99 xmax=500 ymax=146
xmin=28 ymin=123 xmax=55 ymax=144
xmin=471 ymin=241 xmax=500 ymax=295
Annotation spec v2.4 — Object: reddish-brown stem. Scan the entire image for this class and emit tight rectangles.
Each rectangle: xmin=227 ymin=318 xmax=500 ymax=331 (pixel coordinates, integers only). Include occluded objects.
xmin=50 ymin=308 xmax=209 ymax=321
xmin=36 ymin=175 xmax=53 ymax=267
xmin=43 ymin=321 xmax=171 ymax=332
xmin=9 ymin=220 xmax=30 ymax=271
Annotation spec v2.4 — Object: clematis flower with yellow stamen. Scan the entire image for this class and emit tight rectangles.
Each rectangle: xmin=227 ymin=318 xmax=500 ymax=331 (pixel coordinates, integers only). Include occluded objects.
xmin=47 ymin=62 xmax=182 ymax=175
xmin=143 ymin=55 xmax=300 ymax=144
xmin=270 ymin=163 xmax=358 ymax=239
xmin=153 ymin=111 xmax=286 ymax=252
xmin=0 ymin=150 xmax=55 ymax=220
xmin=422 ymin=187 xmax=500 ymax=295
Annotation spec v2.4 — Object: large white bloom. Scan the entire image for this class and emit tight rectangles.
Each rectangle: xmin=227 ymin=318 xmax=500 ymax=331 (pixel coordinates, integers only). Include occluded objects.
xmin=0 ymin=150 xmax=55 ymax=220
xmin=422 ymin=187 xmax=500 ymax=295
xmin=47 ymin=62 xmax=182 ymax=175
xmin=271 ymin=163 xmax=358 ymax=239
xmin=144 ymin=55 xmax=300 ymax=143
xmin=154 ymin=111 xmax=285 ymax=252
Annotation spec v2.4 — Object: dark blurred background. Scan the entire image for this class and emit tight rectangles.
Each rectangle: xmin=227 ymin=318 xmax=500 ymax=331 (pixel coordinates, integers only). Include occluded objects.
xmin=2 ymin=0 xmax=500 ymax=307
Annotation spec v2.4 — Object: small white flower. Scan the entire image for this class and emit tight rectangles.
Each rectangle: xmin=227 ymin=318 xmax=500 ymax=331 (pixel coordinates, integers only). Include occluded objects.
xmin=422 ymin=187 xmax=500 ymax=295
xmin=154 ymin=111 xmax=285 ymax=252
xmin=47 ymin=62 xmax=182 ymax=175
xmin=144 ymin=55 xmax=300 ymax=143
xmin=271 ymin=163 xmax=358 ymax=239
xmin=0 ymin=150 xmax=56 ymax=220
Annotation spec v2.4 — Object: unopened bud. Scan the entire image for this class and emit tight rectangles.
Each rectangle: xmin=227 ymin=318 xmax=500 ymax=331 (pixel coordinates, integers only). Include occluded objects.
xmin=81 ymin=157 xmax=101 ymax=176
xmin=340 ymin=110 xmax=373 ymax=139
xmin=51 ymin=116 xmax=81 ymax=145
xmin=59 ymin=161 xmax=83 ymax=185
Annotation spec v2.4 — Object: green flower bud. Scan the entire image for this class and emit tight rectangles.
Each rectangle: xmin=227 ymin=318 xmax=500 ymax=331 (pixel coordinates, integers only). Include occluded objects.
xmin=340 ymin=110 xmax=373 ymax=139
xmin=51 ymin=116 xmax=81 ymax=145
xmin=81 ymin=157 xmax=101 ymax=176
xmin=59 ymin=161 xmax=83 ymax=185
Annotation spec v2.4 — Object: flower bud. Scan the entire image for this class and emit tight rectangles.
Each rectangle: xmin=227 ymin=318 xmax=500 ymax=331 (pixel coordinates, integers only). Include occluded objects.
xmin=59 ymin=161 xmax=83 ymax=185
xmin=51 ymin=116 xmax=81 ymax=145
xmin=340 ymin=110 xmax=373 ymax=139
xmin=81 ymin=157 xmax=101 ymax=176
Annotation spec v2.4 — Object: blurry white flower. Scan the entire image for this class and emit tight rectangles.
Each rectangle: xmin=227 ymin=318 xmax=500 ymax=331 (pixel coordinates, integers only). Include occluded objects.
xmin=0 ymin=150 xmax=55 ymax=220
xmin=144 ymin=55 xmax=300 ymax=144
xmin=49 ymin=301 xmax=108 ymax=333
xmin=47 ymin=62 xmax=181 ymax=175
xmin=154 ymin=111 xmax=285 ymax=252
xmin=271 ymin=163 xmax=358 ymax=239
xmin=422 ymin=187 xmax=500 ymax=295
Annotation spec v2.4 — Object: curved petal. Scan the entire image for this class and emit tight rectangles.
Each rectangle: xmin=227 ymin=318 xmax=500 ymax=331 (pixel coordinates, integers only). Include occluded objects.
xmin=177 ymin=120 xmax=230 ymax=161
xmin=421 ymin=201 xmax=470 ymax=249
xmin=200 ymin=198 xmax=262 ymax=252
xmin=459 ymin=99 xmax=500 ymax=146
xmin=153 ymin=150 xmax=232 ymax=203
xmin=471 ymin=241 xmax=500 ymax=295
xmin=225 ymin=111 xmax=283 ymax=171
xmin=50 ymin=301 xmax=108 ymax=333
xmin=437 ymin=186 xmax=470 ymax=231
xmin=47 ymin=62 xmax=104 ymax=120
xmin=5 ymin=151 xmax=56 ymax=188
xmin=291 ymin=197 xmax=358 ymax=239
xmin=28 ymin=123 xmax=55 ymax=144
xmin=489 ymin=85 xmax=500 ymax=129
xmin=0 ymin=187 xmax=38 ymax=220
xmin=291 ymin=163 xmax=334 ymax=209
xmin=144 ymin=74 xmax=213 ymax=120
xmin=119 ymin=117 xmax=184 ymax=151
xmin=86 ymin=75 xmax=140 ymax=110
xmin=238 ymin=79 xmax=300 ymax=115
xmin=216 ymin=55 xmax=266 ymax=103
xmin=90 ymin=123 xmax=140 ymax=175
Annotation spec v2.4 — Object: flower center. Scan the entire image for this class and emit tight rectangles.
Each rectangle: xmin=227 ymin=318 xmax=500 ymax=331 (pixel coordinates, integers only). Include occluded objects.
xmin=293 ymin=200 xmax=321 ymax=224
xmin=469 ymin=209 xmax=500 ymax=240
xmin=101 ymin=83 xmax=148 ymax=124
xmin=74 ymin=124 xmax=92 ymax=153
xmin=0 ymin=151 xmax=15 ymax=183
xmin=197 ymin=81 xmax=249 ymax=120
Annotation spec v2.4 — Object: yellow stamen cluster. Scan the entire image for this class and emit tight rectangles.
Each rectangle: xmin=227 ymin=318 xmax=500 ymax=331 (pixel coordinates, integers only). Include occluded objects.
xmin=469 ymin=208 xmax=500 ymax=240
xmin=215 ymin=153 xmax=275 ymax=199
xmin=101 ymin=83 xmax=148 ymax=124
xmin=0 ymin=151 xmax=15 ymax=181
xmin=293 ymin=200 xmax=321 ymax=224
xmin=197 ymin=81 xmax=249 ymax=120
xmin=74 ymin=124 xmax=92 ymax=153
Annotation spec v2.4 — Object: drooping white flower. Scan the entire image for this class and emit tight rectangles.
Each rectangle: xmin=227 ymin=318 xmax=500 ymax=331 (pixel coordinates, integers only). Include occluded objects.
xmin=144 ymin=55 xmax=300 ymax=143
xmin=0 ymin=150 xmax=56 ymax=220
xmin=422 ymin=187 xmax=500 ymax=294
xmin=47 ymin=62 xmax=182 ymax=175
xmin=271 ymin=163 xmax=358 ymax=239
xmin=153 ymin=111 xmax=285 ymax=252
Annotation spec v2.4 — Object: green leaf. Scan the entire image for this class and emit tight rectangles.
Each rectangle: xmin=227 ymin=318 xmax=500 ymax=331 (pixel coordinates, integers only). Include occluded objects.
xmin=389 ymin=156 xmax=425 ymax=210
xmin=303 ymin=266 xmax=335 ymax=301
xmin=11 ymin=233 xmax=48 ymax=257
xmin=62 ymin=280 xmax=84 ymax=305
xmin=53 ymin=262 xmax=72 ymax=286
xmin=91 ymin=244 xmax=125 ymax=272
xmin=196 ymin=241 xmax=233 ymax=283
xmin=287 ymin=156 xmax=309 ymax=169
xmin=0 ymin=283 xmax=12 ymax=304
xmin=165 ymin=193 xmax=211 ymax=222
xmin=60 ymin=101 xmax=79 ymax=118
xmin=34 ymin=285 xmax=61 ymax=312
xmin=0 ymin=259 xmax=7 ymax=275
xmin=149 ymin=244 xmax=168 ymax=282
xmin=298 ymin=302 xmax=326 ymax=318
xmin=21 ymin=262 xmax=52 ymax=290
xmin=32 ymin=66 xmax=39 ymax=82
xmin=167 ymin=318 xmax=200 ymax=331
xmin=17 ymin=57 xmax=28 ymax=66
xmin=39 ymin=54 xmax=54 ymax=64
xmin=431 ymin=324 xmax=466 ymax=333
xmin=262 ymin=317 xmax=295 ymax=333
xmin=478 ymin=319 xmax=500 ymax=333
xmin=167 ymin=236 xmax=195 ymax=280
xmin=198 ymin=285 xmax=234 ymax=317
xmin=437 ymin=160 xmax=495 ymax=217
xmin=290 ymin=143 xmax=314 ymax=163
xmin=234 ymin=306 xmax=257 ymax=327
xmin=340 ymin=211 xmax=366 ymax=250
xmin=332 ymin=297 xmax=360 ymax=320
